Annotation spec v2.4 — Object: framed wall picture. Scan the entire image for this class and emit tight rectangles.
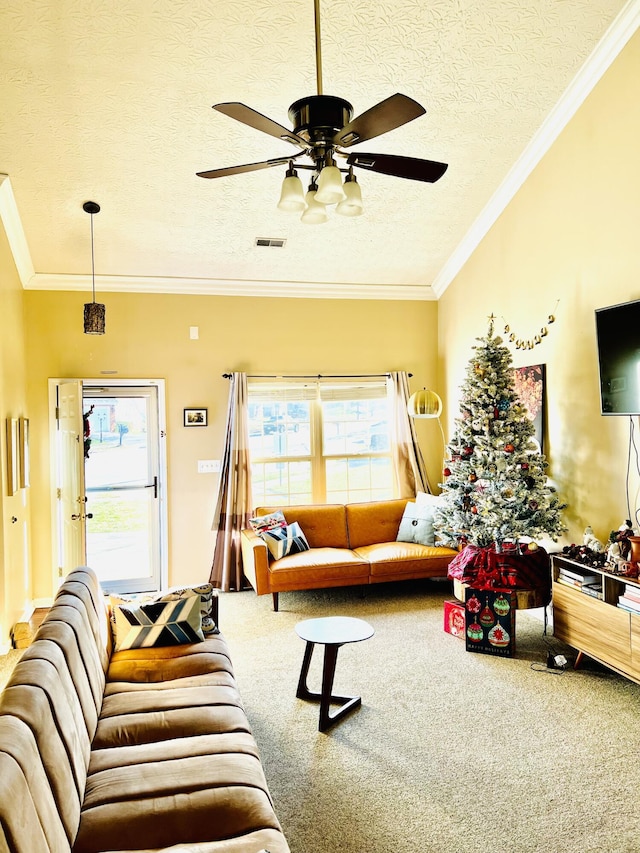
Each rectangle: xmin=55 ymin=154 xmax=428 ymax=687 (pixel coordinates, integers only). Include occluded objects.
xmin=19 ymin=417 xmax=30 ymax=488
xmin=6 ymin=418 xmax=19 ymax=496
xmin=513 ymin=364 xmax=546 ymax=453
xmin=184 ymin=408 xmax=208 ymax=427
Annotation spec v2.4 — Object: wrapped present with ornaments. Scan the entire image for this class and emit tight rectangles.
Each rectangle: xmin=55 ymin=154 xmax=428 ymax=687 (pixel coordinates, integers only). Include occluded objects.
xmin=465 ymin=587 xmax=516 ymax=657
xmin=447 ymin=541 xmax=551 ymax=604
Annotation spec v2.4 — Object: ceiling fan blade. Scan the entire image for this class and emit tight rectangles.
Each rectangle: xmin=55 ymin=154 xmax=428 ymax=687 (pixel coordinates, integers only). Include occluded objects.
xmin=347 ymin=152 xmax=448 ymax=183
xmin=197 ymin=154 xmax=299 ymax=179
xmin=213 ymin=102 xmax=307 ymax=148
xmin=333 ymin=94 xmax=426 ymax=147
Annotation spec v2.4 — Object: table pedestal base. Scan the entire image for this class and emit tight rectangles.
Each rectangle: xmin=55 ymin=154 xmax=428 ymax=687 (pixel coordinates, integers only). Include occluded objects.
xmin=296 ymin=640 xmax=361 ymax=732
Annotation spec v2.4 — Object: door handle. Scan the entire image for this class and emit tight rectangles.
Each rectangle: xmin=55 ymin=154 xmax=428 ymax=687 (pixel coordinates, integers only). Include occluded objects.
xmin=144 ymin=475 xmax=158 ymax=499
xmin=71 ymin=513 xmax=93 ymax=521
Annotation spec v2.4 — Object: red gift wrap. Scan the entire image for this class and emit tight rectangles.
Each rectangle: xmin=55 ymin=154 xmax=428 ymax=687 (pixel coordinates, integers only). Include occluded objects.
xmin=447 ymin=542 xmax=551 ymax=602
xmin=443 ymin=598 xmax=465 ymax=638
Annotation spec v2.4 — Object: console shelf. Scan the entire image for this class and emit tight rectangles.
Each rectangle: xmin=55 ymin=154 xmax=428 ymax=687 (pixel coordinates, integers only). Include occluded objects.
xmin=551 ymin=554 xmax=640 ymax=684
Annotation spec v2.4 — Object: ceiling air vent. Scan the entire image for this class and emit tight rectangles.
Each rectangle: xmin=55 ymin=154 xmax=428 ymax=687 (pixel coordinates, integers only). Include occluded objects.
xmin=255 ymin=237 xmax=286 ymax=248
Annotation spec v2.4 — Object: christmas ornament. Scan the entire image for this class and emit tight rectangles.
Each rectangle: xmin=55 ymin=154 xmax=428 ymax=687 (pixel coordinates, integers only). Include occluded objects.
xmin=479 ymin=600 xmax=494 ymax=627
xmin=527 ymin=541 xmax=539 ymax=551
xmin=488 ymin=623 xmax=510 ymax=648
xmin=505 ymin=443 xmax=515 ymax=453
xmin=467 ymin=621 xmax=483 ymax=643
xmin=443 ymin=467 xmax=452 ymax=477
xmin=493 ymin=594 xmax=511 ymax=616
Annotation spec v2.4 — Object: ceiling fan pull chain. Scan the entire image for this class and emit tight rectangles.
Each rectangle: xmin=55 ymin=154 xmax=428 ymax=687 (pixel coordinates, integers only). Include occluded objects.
xmin=314 ymin=0 xmax=323 ymax=96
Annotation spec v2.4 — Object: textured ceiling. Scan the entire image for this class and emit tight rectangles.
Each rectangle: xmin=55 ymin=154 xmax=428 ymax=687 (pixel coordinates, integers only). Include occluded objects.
xmin=0 ymin=0 xmax=634 ymax=299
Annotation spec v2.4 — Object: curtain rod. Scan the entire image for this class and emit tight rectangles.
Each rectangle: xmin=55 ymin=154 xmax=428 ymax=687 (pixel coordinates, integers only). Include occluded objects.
xmin=222 ymin=372 xmax=412 ymax=379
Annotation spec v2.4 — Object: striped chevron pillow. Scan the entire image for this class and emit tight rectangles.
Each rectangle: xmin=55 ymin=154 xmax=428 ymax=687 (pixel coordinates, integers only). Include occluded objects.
xmin=112 ymin=593 xmax=204 ymax=651
xmin=261 ymin=521 xmax=310 ymax=560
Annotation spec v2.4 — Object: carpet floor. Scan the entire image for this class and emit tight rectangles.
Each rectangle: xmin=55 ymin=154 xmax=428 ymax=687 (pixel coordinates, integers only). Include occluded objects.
xmin=219 ymin=580 xmax=640 ymax=853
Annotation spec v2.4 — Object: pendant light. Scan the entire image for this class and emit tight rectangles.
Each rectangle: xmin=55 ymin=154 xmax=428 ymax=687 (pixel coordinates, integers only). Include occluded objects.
xmin=83 ymin=201 xmax=105 ymax=335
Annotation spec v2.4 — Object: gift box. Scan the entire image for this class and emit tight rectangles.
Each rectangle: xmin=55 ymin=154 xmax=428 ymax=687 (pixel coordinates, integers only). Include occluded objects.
xmin=443 ymin=598 xmax=465 ymax=638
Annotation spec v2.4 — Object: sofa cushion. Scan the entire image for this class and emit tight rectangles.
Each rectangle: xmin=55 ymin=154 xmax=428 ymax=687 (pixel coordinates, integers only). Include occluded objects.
xmin=355 ymin=541 xmax=459 ymax=578
xmin=111 ymin=594 xmax=204 ymax=651
xmin=75 ymin=750 xmax=284 ymax=853
xmin=107 ymin=635 xmax=235 ymax=684
xmin=267 ymin=547 xmax=369 ymax=590
xmin=261 ymin=521 xmax=310 ymax=560
xmin=345 ymin=498 xmax=409 ymax=548
xmin=256 ymin=504 xmax=349 ymax=549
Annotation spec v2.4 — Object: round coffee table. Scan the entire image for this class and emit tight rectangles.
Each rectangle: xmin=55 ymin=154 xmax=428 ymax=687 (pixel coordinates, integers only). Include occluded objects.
xmin=295 ymin=616 xmax=374 ymax=732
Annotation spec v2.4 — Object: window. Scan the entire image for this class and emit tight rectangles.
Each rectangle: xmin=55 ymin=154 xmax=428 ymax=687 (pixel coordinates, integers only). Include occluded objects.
xmin=248 ymin=378 xmax=395 ymax=506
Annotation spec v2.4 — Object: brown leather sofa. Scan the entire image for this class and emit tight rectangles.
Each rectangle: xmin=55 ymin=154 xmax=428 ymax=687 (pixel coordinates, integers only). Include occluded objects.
xmin=241 ymin=498 xmax=459 ymax=611
xmin=0 ymin=567 xmax=289 ymax=853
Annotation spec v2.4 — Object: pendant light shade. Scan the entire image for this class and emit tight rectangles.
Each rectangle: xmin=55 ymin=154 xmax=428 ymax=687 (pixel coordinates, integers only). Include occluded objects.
xmin=82 ymin=201 xmax=105 ymax=335
xmin=407 ymin=388 xmax=442 ymax=418
xmin=315 ymin=156 xmax=346 ymax=205
xmin=335 ymin=170 xmax=363 ymax=217
xmin=277 ymin=163 xmax=306 ymax=212
xmin=84 ymin=301 xmax=106 ymax=334
xmin=301 ymin=179 xmax=328 ymax=225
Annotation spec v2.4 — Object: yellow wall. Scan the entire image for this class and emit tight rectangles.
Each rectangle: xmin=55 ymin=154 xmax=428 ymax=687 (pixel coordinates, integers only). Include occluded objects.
xmin=439 ymin=30 xmax=640 ymax=545
xmin=0 ymin=220 xmax=30 ymax=649
xmin=23 ymin=290 xmax=440 ymax=601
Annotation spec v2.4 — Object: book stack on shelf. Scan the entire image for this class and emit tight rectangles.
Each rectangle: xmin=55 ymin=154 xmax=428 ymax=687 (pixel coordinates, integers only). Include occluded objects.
xmin=556 ymin=564 xmax=603 ymax=599
xmin=617 ymin=584 xmax=640 ymax=614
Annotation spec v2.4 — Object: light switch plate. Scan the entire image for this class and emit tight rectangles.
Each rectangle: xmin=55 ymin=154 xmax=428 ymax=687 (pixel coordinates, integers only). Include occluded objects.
xmin=197 ymin=459 xmax=220 ymax=474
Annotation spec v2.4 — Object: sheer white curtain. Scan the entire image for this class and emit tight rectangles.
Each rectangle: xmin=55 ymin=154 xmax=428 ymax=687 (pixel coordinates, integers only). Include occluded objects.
xmin=390 ymin=371 xmax=432 ymax=497
xmin=210 ymin=373 xmax=252 ymax=591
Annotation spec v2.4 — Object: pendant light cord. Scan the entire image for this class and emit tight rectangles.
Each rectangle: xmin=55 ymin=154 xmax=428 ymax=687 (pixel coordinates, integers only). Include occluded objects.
xmin=90 ymin=212 xmax=96 ymax=303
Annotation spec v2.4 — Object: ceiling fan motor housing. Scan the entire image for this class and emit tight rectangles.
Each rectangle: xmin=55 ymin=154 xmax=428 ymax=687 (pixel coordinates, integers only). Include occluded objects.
xmin=288 ymin=96 xmax=353 ymax=144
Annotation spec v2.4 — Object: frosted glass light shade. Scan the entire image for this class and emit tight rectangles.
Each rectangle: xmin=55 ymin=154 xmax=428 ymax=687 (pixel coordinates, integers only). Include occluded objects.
xmin=301 ymin=189 xmax=328 ymax=224
xmin=335 ymin=178 xmax=363 ymax=217
xmin=315 ymin=165 xmax=346 ymax=205
xmin=407 ymin=389 xmax=442 ymax=418
xmin=277 ymin=174 xmax=306 ymax=211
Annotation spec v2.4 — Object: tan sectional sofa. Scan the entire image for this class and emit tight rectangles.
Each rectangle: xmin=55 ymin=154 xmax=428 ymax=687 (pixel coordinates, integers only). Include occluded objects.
xmin=241 ymin=497 xmax=459 ymax=611
xmin=0 ymin=567 xmax=289 ymax=853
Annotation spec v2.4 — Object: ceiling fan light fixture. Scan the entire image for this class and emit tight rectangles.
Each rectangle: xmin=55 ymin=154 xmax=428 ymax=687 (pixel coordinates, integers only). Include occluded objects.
xmin=277 ymin=163 xmax=306 ymax=212
xmin=315 ymin=156 xmax=346 ymax=205
xmin=301 ymin=179 xmax=328 ymax=225
xmin=336 ymin=170 xmax=363 ymax=217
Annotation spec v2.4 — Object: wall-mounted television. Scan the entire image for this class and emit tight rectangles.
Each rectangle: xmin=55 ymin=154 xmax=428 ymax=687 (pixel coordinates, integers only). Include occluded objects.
xmin=595 ymin=298 xmax=640 ymax=415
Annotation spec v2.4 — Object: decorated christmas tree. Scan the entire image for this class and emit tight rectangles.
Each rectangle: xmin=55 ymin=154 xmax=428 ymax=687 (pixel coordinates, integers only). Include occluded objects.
xmin=434 ymin=319 xmax=566 ymax=549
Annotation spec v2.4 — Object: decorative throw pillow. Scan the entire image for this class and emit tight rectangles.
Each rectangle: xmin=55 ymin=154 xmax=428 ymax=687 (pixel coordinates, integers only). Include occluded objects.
xmin=396 ymin=501 xmax=435 ymax=546
xmin=249 ymin=510 xmax=287 ymax=535
xmin=156 ymin=583 xmax=219 ymax=636
xmin=261 ymin=521 xmax=310 ymax=560
xmin=111 ymin=593 xmax=204 ymax=652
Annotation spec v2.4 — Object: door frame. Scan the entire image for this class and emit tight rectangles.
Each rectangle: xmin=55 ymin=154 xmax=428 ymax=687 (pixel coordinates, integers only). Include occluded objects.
xmin=49 ymin=378 xmax=168 ymax=592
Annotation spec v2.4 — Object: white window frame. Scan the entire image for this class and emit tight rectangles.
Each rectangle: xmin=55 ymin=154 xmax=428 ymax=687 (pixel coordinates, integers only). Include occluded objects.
xmin=247 ymin=377 xmax=397 ymax=506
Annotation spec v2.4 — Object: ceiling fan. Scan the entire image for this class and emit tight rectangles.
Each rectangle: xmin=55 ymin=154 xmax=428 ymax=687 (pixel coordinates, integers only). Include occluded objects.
xmin=196 ymin=0 xmax=448 ymax=219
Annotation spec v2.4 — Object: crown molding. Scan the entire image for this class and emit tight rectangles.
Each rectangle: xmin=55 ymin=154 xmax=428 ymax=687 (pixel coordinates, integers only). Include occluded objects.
xmin=431 ymin=0 xmax=640 ymax=299
xmin=26 ymin=273 xmax=437 ymax=301
xmin=0 ymin=175 xmax=35 ymax=287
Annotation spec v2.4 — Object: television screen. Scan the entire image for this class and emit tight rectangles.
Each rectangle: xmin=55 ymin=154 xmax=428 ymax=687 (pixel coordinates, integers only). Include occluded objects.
xmin=595 ymin=299 xmax=640 ymax=415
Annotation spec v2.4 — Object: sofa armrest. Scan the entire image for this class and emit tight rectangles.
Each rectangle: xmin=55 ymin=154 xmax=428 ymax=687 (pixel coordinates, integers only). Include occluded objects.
xmin=241 ymin=528 xmax=271 ymax=595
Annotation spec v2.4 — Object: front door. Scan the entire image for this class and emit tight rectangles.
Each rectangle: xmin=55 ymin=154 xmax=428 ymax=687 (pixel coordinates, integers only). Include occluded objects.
xmin=82 ymin=382 xmax=166 ymax=593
